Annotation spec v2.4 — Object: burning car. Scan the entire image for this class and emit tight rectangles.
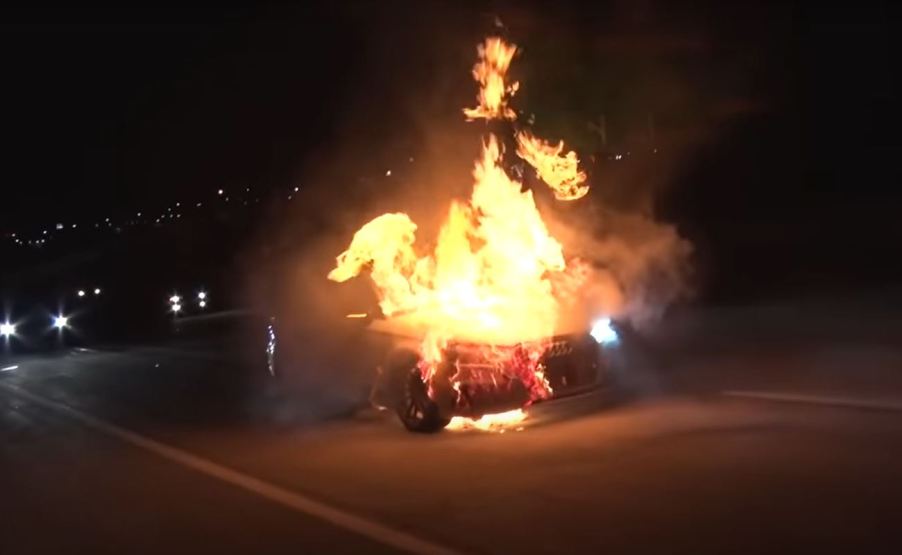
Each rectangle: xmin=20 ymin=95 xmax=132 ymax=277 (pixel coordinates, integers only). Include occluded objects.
xmin=365 ymin=312 xmax=619 ymax=432
xmin=322 ymin=36 xmax=623 ymax=432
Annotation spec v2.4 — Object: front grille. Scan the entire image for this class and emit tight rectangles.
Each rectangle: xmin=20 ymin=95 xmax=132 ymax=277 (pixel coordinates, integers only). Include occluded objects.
xmin=543 ymin=339 xmax=573 ymax=359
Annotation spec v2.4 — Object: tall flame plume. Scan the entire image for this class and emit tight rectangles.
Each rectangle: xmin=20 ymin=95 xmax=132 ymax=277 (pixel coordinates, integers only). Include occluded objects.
xmin=463 ymin=37 xmax=520 ymax=121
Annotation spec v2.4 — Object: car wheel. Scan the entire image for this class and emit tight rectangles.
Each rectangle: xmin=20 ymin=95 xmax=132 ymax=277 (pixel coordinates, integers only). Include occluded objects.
xmin=396 ymin=365 xmax=450 ymax=433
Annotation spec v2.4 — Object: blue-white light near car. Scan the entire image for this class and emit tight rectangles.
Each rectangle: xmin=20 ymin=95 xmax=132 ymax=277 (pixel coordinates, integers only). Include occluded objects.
xmin=266 ymin=320 xmax=277 ymax=376
xmin=53 ymin=315 xmax=69 ymax=329
xmin=590 ymin=317 xmax=618 ymax=345
xmin=0 ymin=321 xmax=15 ymax=337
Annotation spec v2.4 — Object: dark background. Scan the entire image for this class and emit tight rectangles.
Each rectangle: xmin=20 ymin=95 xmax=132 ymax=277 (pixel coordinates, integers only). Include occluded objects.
xmin=1 ymin=1 xmax=900 ymax=333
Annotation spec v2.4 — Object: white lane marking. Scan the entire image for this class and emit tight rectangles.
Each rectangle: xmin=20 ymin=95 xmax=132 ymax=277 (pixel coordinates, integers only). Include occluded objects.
xmin=0 ymin=383 xmax=461 ymax=555
xmin=722 ymin=390 xmax=902 ymax=413
xmin=1 ymin=365 xmax=18 ymax=371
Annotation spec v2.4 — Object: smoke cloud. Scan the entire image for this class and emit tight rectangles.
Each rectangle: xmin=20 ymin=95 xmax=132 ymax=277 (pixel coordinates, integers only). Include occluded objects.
xmin=545 ymin=200 xmax=693 ymax=330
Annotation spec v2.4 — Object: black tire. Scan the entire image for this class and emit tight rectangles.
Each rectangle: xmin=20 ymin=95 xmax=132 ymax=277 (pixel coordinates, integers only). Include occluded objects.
xmin=396 ymin=366 xmax=450 ymax=433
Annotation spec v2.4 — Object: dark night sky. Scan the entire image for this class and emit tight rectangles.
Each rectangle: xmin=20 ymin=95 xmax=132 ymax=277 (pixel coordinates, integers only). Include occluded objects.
xmin=0 ymin=6 xmax=358 ymax=228
xmin=1 ymin=2 xmax=901 ymax=299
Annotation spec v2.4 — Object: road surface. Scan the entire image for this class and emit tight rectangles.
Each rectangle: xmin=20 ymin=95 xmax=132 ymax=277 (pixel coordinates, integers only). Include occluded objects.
xmin=2 ymin=300 xmax=902 ymax=553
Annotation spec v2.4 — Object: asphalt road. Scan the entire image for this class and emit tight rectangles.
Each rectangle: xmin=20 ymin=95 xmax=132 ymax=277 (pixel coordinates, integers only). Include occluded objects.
xmin=2 ymin=301 xmax=902 ymax=554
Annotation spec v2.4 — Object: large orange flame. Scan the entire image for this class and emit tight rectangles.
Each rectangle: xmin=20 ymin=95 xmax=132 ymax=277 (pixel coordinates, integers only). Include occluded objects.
xmin=463 ymin=37 xmax=519 ymax=121
xmin=516 ymin=131 xmax=590 ymax=201
xmin=329 ymin=135 xmax=566 ymax=351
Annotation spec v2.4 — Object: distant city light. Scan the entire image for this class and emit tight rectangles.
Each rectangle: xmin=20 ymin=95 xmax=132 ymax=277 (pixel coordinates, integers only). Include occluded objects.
xmin=0 ymin=322 xmax=14 ymax=337
xmin=198 ymin=300 xmax=207 ymax=309
xmin=77 ymin=290 xmax=86 ymax=297
xmin=217 ymin=189 xmax=224 ymax=195
xmin=197 ymin=291 xmax=207 ymax=300
xmin=171 ymin=303 xmax=182 ymax=313
xmin=94 ymin=288 xmax=101 ymax=295
xmin=169 ymin=295 xmax=181 ymax=304
xmin=53 ymin=315 xmax=69 ymax=329
xmin=385 ymin=170 xmax=392 ymax=176
xmin=293 ymin=186 xmax=299 ymax=192
xmin=56 ymin=223 xmax=64 ymax=230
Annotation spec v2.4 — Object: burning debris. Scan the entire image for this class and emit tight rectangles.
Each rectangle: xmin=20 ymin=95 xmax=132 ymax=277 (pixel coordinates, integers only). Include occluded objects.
xmin=328 ymin=35 xmax=687 ymax=431
xmin=446 ymin=408 xmax=527 ymax=432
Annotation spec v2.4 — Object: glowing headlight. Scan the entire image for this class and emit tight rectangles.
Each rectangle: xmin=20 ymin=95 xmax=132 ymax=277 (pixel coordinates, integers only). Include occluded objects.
xmin=169 ymin=294 xmax=181 ymax=304
xmin=198 ymin=300 xmax=206 ymax=308
xmin=77 ymin=290 xmax=86 ymax=297
xmin=590 ymin=317 xmax=618 ymax=344
xmin=171 ymin=303 xmax=182 ymax=314
xmin=53 ymin=315 xmax=69 ymax=329
xmin=0 ymin=322 xmax=14 ymax=337
xmin=197 ymin=291 xmax=207 ymax=300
